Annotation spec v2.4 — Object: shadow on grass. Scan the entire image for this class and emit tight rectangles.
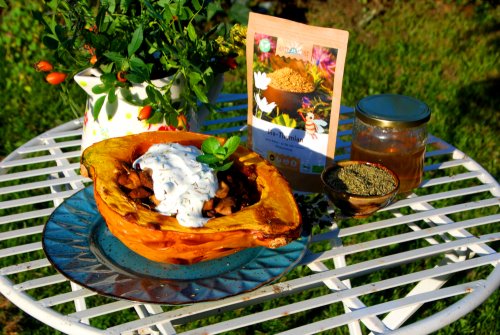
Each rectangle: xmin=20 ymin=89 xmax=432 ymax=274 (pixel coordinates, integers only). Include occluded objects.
xmin=454 ymin=77 xmax=500 ymax=179
xmin=457 ymin=77 xmax=500 ymax=125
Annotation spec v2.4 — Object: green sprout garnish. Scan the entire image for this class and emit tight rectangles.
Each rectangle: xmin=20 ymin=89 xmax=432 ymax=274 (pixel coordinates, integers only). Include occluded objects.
xmin=196 ymin=136 xmax=241 ymax=172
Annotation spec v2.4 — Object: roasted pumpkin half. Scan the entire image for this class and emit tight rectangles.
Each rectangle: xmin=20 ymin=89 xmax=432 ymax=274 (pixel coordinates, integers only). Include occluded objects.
xmin=80 ymin=131 xmax=302 ymax=264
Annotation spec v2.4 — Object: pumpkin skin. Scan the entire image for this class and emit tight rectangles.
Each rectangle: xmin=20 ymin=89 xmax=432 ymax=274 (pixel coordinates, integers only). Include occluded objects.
xmin=80 ymin=131 xmax=302 ymax=264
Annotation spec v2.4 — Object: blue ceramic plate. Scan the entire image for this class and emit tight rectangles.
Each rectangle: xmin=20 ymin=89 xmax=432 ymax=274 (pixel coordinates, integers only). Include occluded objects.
xmin=42 ymin=186 xmax=309 ymax=304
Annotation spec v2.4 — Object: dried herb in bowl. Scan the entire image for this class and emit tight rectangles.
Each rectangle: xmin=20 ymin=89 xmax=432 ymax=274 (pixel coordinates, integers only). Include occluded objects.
xmin=321 ymin=161 xmax=400 ymax=218
xmin=325 ymin=164 xmax=396 ymax=196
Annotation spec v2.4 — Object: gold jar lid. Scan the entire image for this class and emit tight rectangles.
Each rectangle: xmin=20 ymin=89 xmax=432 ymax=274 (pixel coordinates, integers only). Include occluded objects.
xmin=355 ymin=94 xmax=431 ymax=128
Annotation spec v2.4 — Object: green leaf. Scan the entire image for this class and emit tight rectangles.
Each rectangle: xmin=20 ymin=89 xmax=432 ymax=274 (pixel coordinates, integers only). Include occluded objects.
xmin=188 ymin=71 xmax=202 ymax=84
xmin=107 ymin=88 xmax=117 ymax=104
xmin=223 ymin=136 xmax=241 ymax=155
xmin=144 ymin=0 xmax=163 ymax=18
xmin=147 ymin=110 xmax=164 ymax=124
xmin=125 ymin=73 xmax=145 ymax=83
xmin=100 ymin=73 xmax=116 ymax=85
xmin=42 ymin=35 xmax=59 ymax=50
xmin=206 ymin=2 xmax=223 ymax=20
xmin=128 ymin=25 xmax=143 ymax=56
xmin=54 ymin=24 xmax=66 ymax=43
xmin=129 ymin=55 xmax=150 ymax=80
xmin=92 ymin=96 xmax=106 ymax=120
xmin=145 ymin=85 xmax=159 ymax=102
xmin=191 ymin=85 xmax=209 ymax=103
xmin=229 ymin=3 xmax=250 ymax=24
xmin=119 ymin=0 xmax=132 ymax=11
xmin=215 ymin=161 xmax=234 ymax=172
xmin=166 ymin=112 xmax=178 ymax=127
xmin=102 ymin=0 xmax=117 ymax=13
xmin=215 ymin=146 xmax=227 ymax=158
xmin=201 ymin=137 xmax=220 ymax=154
xmin=95 ymin=6 xmax=107 ymax=29
xmin=192 ymin=0 xmax=202 ymax=11
xmin=100 ymin=63 xmax=114 ymax=74
xmin=196 ymin=154 xmax=221 ymax=165
xmin=186 ymin=22 xmax=197 ymax=42
xmin=92 ymin=84 xmax=109 ymax=94
xmin=104 ymin=14 xmax=119 ymax=34
xmin=103 ymin=51 xmax=127 ymax=64
xmin=145 ymin=85 xmax=167 ymax=107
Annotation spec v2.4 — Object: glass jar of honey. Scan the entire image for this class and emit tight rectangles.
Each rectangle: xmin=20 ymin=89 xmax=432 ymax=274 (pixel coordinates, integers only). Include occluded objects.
xmin=350 ymin=94 xmax=431 ymax=195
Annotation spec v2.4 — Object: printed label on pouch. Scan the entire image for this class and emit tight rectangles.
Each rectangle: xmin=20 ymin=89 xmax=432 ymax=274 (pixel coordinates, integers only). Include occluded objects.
xmin=252 ymin=116 xmax=328 ymax=175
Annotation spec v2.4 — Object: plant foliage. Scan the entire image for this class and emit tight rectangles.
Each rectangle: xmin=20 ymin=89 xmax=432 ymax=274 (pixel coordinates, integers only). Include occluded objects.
xmin=35 ymin=0 xmax=247 ymax=123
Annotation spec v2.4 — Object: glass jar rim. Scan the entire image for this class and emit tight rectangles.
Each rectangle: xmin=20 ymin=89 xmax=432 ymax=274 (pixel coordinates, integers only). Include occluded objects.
xmin=355 ymin=94 xmax=431 ymax=128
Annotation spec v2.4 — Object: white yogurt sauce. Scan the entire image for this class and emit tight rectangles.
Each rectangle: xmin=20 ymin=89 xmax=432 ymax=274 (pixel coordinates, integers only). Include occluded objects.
xmin=132 ymin=143 xmax=218 ymax=228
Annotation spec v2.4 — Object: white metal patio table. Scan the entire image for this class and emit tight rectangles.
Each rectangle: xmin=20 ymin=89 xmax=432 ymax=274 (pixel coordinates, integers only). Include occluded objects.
xmin=0 ymin=93 xmax=499 ymax=334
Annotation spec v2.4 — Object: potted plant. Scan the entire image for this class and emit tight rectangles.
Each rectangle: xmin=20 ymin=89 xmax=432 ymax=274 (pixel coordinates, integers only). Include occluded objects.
xmin=35 ymin=0 xmax=246 ymax=149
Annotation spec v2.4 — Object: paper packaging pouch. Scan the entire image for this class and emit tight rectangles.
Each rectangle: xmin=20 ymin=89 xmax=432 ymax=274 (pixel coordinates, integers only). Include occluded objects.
xmin=246 ymin=12 xmax=349 ymax=193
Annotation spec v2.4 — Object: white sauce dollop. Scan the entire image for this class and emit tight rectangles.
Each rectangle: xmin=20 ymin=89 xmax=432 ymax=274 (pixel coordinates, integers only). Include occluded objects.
xmin=132 ymin=143 xmax=218 ymax=228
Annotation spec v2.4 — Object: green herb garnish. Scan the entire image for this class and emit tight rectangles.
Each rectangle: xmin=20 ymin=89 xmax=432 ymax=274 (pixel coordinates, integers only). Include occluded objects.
xmin=197 ymin=136 xmax=241 ymax=172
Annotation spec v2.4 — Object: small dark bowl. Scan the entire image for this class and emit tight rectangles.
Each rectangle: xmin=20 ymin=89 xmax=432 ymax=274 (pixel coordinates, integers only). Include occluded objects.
xmin=320 ymin=160 xmax=400 ymax=218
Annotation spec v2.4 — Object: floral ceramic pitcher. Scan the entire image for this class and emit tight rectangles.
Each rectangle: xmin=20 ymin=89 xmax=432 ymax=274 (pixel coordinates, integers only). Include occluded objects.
xmin=75 ymin=68 xmax=186 ymax=151
xmin=75 ymin=68 xmax=224 ymax=152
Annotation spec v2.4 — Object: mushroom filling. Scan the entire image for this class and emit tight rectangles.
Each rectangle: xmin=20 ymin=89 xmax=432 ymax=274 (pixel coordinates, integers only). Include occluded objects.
xmin=116 ymin=143 xmax=259 ymax=228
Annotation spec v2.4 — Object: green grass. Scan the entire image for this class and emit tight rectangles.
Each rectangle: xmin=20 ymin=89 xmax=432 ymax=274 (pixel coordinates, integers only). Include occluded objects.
xmin=1 ymin=0 xmax=499 ymax=334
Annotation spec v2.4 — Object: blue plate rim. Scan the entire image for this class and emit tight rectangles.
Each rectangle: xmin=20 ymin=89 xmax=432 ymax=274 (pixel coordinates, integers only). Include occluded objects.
xmin=42 ymin=186 xmax=309 ymax=305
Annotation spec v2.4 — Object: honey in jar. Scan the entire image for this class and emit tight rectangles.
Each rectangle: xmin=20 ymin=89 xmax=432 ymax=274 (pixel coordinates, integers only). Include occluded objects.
xmin=350 ymin=94 xmax=431 ymax=195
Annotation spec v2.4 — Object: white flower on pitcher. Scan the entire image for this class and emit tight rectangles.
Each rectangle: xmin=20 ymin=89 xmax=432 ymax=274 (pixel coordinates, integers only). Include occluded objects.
xmin=254 ymin=71 xmax=271 ymax=90
xmin=255 ymin=93 xmax=276 ymax=115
